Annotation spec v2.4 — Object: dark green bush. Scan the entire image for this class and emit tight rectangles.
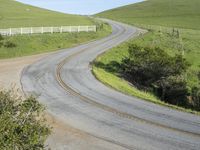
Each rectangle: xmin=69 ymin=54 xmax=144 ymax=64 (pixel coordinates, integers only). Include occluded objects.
xmin=154 ymin=76 xmax=188 ymax=106
xmin=0 ymin=91 xmax=51 ymax=150
xmin=3 ymin=40 xmax=16 ymax=48
xmin=0 ymin=41 xmax=3 ymax=47
xmin=0 ymin=35 xmax=3 ymax=47
xmin=121 ymin=44 xmax=190 ymax=105
xmin=197 ymin=71 xmax=200 ymax=80
xmin=0 ymin=34 xmax=3 ymax=41
xmin=191 ymin=86 xmax=200 ymax=110
xmin=121 ymin=44 xmax=189 ymax=86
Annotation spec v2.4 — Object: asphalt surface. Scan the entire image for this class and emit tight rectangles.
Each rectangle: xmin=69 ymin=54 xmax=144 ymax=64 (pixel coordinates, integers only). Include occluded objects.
xmin=21 ymin=19 xmax=200 ymax=150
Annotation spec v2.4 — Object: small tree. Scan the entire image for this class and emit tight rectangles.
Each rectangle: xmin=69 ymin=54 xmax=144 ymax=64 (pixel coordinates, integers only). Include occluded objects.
xmin=0 ymin=34 xmax=3 ymax=41
xmin=0 ymin=91 xmax=51 ymax=149
xmin=121 ymin=44 xmax=190 ymax=104
xmin=121 ymin=44 xmax=189 ymax=86
xmin=191 ymin=86 xmax=200 ymax=110
xmin=3 ymin=40 xmax=16 ymax=48
xmin=155 ymin=76 xmax=188 ymax=105
xmin=0 ymin=34 xmax=3 ymax=47
xmin=190 ymin=72 xmax=200 ymax=110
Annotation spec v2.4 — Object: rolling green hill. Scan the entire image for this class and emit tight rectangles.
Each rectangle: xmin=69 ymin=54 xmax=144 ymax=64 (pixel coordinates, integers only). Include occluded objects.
xmin=97 ymin=0 xmax=200 ymax=30
xmin=0 ymin=0 xmax=94 ymax=28
xmin=0 ymin=0 xmax=111 ymax=58
xmin=93 ymin=0 xmax=200 ymax=113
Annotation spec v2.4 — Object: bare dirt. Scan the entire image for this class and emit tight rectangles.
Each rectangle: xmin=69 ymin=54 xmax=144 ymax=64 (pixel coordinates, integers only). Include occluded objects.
xmin=0 ymin=53 xmax=49 ymax=91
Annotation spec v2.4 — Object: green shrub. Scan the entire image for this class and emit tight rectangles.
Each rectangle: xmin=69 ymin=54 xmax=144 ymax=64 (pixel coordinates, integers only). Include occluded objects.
xmin=3 ymin=40 xmax=16 ymax=48
xmin=0 ymin=91 xmax=51 ymax=150
xmin=191 ymin=86 xmax=200 ymax=110
xmin=0 ymin=35 xmax=3 ymax=47
xmin=0 ymin=41 xmax=3 ymax=48
xmin=198 ymin=71 xmax=200 ymax=80
xmin=121 ymin=44 xmax=190 ymax=105
xmin=191 ymin=72 xmax=200 ymax=110
xmin=155 ymin=76 xmax=188 ymax=106
xmin=0 ymin=34 xmax=3 ymax=41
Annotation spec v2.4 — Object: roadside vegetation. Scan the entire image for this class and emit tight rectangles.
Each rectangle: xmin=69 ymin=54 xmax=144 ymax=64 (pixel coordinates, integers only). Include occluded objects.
xmin=0 ymin=23 xmax=111 ymax=59
xmin=94 ymin=0 xmax=200 ymax=113
xmin=0 ymin=90 xmax=51 ymax=149
xmin=0 ymin=0 xmax=112 ymax=59
xmin=94 ymin=44 xmax=200 ymax=111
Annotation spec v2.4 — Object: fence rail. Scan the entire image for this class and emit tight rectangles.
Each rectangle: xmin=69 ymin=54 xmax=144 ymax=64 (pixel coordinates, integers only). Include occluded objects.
xmin=133 ymin=23 xmax=200 ymax=34
xmin=0 ymin=25 xmax=96 ymax=36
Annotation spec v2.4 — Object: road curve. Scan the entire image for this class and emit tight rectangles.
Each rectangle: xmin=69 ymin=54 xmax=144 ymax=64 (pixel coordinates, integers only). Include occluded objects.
xmin=21 ymin=19 xmax=200 ymax=150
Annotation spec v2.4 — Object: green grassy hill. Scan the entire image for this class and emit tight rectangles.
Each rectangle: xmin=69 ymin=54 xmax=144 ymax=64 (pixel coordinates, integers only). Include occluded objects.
xmin=0 ymin=0 xmax=111 ymax=59
xmin=0 ymin=0 xmax=93 ymax=28
xmin=97 ymin=0 xmax=200 ymax=30
xmin=93 ymin=0 xmax=200 ymax=113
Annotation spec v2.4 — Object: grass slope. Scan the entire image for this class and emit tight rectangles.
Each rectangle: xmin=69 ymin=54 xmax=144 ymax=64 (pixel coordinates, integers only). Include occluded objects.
xmin=0 ymin=0 xmax=93 ymax=28
xmin=97 ymin=0 xmax=200 ymax=30
xmin=0 ymin=24 xmax=111 ymax=59
xmin=94 ymin=0 xmax=200 ymax=113
xmin=92 ymin=35 xmax=199 ymax=115
xmin=0 ymin=0 xmax=112 ymax=59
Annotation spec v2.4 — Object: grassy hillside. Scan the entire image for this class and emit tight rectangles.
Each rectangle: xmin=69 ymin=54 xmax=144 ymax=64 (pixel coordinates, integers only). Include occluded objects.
xmin=97 ymin=0 xmax=200 ymax=30
xmin=0 ymin=0 xmax=111 ymax=59
xmin=94 ymin=0 xmax=200 ymax=113
xmin=0 ymin=0 xmax=94 ymax=28
xmin=0 ymin=27 xmax=111 ymax=59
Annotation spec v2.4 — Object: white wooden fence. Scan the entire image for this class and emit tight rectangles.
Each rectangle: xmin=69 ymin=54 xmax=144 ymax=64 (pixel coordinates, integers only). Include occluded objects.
xmin=0 ymin=25 xmax=96 ymax=36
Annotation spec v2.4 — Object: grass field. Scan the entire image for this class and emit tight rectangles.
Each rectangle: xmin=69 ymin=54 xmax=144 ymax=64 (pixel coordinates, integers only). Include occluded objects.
xmin=0 ymin=24 xmax=111 ymax=59
xmin=94 ymin=0 xmax=200 ymax=113
xmin=0 ymin=0 xmax=94 ymax=28
xmin=97 ymin=0 xmax=200 ymax=30
xmin=0 ymin=0 xmax=112 ymax=59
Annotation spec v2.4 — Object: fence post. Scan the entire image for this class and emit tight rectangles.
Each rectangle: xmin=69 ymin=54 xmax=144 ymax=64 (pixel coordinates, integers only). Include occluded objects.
xmin=60 ymin=26 xmax=62 ymax=33
xmin=51 ymin=27 xmax=53 ymax=34
xmin=78 ymin=26 xmax=80 ymax=32
xmin=9 ymin=28 xmax=12 ymax=36
xmin=92 ymin=26 xmax=94 ymax=32
xmin=1 ymin=25 xmax=95 ymax=36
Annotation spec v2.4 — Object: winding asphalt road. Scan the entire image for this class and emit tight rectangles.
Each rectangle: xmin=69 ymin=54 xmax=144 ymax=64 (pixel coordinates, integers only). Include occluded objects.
xmin=21 ymin=19 xmax=200 ymax=150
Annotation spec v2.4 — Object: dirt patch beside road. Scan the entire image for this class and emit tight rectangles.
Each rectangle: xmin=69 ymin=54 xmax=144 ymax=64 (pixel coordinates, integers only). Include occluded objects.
xmin=0 ymin=53 xmax=49 ymax=91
